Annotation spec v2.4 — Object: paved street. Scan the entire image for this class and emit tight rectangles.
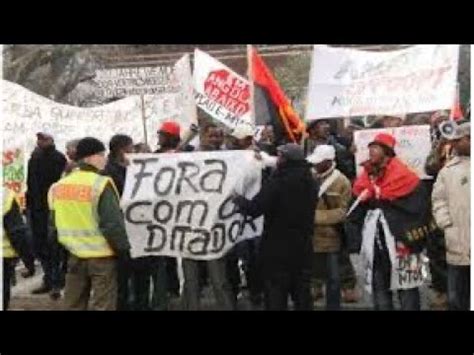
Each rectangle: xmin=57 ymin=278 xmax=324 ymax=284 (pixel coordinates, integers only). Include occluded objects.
xmin=9 ymin=255 xmax=436 ymax=311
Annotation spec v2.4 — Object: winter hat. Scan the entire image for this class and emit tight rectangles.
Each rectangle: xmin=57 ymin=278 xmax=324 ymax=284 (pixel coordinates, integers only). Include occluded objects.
xmin=76 ymin=137 xmax=106 ymax=160
xmin=231 ymin=123 xmax=255 ymax=140
xmin=369 ymin=133 xmax=396 ymax=150
xmin=307 ymin=145 xmax=336 ymax=165
xmin=158 ymin=121 xmax=181 ymax=137
xmin=277 ymin=143 xmax=305 ymax=161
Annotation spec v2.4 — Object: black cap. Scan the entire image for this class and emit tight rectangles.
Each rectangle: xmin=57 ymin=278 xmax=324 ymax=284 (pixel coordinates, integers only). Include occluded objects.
xmin=75 ymin=137 xmax=106 ymax=160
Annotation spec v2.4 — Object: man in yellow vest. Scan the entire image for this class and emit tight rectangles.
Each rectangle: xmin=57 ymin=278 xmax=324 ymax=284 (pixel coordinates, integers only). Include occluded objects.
xmin=3 ymin=187 xmax=35 ymax=310
xmin=48 ymin=137 xmax=131 ymax=310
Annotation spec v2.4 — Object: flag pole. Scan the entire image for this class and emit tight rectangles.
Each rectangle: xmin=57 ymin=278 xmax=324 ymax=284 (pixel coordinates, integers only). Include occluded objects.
xmin=247 ymin=44 xmax=256 ymax=126
xmin=140 ymin=94 xmax=149 ymax=146
xmin=449 ymin=82 xmax=460 ymax=121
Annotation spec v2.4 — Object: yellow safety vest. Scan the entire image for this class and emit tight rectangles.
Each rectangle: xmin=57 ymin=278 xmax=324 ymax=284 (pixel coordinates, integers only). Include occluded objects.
xmin=48 ymin=170 xmax=117 ymax=259
xmin=3 ymin=189 xmax=19 ymax=258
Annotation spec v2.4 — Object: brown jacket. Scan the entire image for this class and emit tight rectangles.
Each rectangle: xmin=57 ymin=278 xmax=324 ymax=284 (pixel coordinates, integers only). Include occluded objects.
xmin=313 ymin=167 xmax=352 ymax=253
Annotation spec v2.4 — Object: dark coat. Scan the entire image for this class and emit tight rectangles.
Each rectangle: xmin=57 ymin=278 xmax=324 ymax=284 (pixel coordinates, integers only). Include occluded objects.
xmin=102 ymin=158 xmax=127 ymax=197
xmin=26 ymin=145 xmax=67 ymax=211
xmin=235 ymin=160 xmax=319 ymax=277
xmin=3 ymin=198 xmax=35 ymax=271
xmin=345 ymin=183 xmax=433 ymax=254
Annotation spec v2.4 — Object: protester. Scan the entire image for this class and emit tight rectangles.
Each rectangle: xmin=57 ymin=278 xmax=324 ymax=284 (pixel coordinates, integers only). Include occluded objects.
xmin=48 ymin=137 xmax=130 ymax=310
xmin=432 ymin=121 xmax=470 ymax=310
xmin=26 ymin=132 xmax=67 ymax=295
xmin=225 ymin=123 xmax=265 ymax=308
xmin=181 ymin=123 xmax=235 ymax=310
xmin=200 ymin=123 xmax=224 ymax=151
xmin=305 ymin=119 xmax=355 ymax=179
xmin=128 ymin=122 xmax=183 ymax=311
xmin=305 ymin=119 xmax=358 ymax=303
xmin=423 ymin=112 xmax=452 ymax=309
xmin=307 ymin=145 xmax=351 ymax=310
xmin=102 ymin=134 xmax=134 ymax=196
xmin=234 ymin=143 xmax=318 ymax=310
xmin=101 ymin=134 xmax=134 ymax=310
xmin=258 ymin=125 xmax=277 ymax=156
xmin=349 ymin=133 xmax=431 ymax=310
xmin=134 ymin=143 xmax=152 ymax=153
xmin=64 ymin=139 xmax=80 ymax=175
xmin=3 ymin=188 xmax=35 ymax=310
xmin=383 ymin=115 xmax=405 ymax=128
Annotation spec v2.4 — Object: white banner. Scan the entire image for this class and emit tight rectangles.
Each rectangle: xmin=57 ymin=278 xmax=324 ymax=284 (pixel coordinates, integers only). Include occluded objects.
xmin=2 ymin=80 xmax=146 ymax=161
xmin=144 ymin=54 xmax=198 ymax=145
xmin=94 ymin=65 xmax=180 ymax=98
xmin=95 ymin=55 xmax=197 ymax=143
xmin=121 ymin=151 xmax=263 ymax=260
xmin=193 ymin=49 xmax=253 ymax=129
xmin=306 ymin=45 xmax=459 ymax=119
xmin=353 ymin=125 xmax=432 ymax=179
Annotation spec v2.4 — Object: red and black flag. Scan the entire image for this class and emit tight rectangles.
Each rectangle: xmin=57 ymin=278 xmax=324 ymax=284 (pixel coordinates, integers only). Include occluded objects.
xmin=249 ymin=46 xmax=306 ymax=144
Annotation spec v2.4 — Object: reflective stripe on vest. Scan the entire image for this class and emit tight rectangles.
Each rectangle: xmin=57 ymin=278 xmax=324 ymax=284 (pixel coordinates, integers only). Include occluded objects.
xmin=50 ymin=170 xmax=116 ymax=258
xmin=3 ymin=189 xmax=19 ymax=258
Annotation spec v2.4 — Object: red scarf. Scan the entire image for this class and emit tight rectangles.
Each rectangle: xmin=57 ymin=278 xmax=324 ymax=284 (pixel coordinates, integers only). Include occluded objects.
xmin=353 ymin=157 xmax=420 ymax=201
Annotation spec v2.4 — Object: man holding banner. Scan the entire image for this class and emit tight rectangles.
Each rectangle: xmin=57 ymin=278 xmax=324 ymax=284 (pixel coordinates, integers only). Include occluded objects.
xmin=234 ymin=143 xmax=318 ymax=310
xmin=180 ymin=123 xmax=236 ymax=310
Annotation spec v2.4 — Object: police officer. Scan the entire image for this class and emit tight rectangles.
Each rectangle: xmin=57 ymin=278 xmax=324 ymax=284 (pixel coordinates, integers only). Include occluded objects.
xmin=48 ymin=137 xmax=130 ymax=310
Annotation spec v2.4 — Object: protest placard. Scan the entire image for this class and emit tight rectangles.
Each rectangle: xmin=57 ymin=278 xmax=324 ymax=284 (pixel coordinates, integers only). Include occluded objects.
xmin=121 ymin=150 xmax=263 ymax=260
xmin=193 ymin=49 xmax=253 ymax=129
xmin=391 ymin=253 xmax=428 ymax=290
xmin=353 ymin=125 xmax=432 ymax=178
xmin=2 ymin=79 xmax=146 ymax=160
xmin=306 ymin=45 xmax=459 ymax=119
xmin=94 ymin=65 xmax=180 ymax=98
xmin=144 ymin=54 xmax=197 ymax=146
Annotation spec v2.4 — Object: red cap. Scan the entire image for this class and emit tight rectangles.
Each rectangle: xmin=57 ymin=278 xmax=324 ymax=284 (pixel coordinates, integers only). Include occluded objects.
xmin=158 ymin=121 xmax=181 ymax=137
xmin=369 ymin=133 xmax=396 ymax=150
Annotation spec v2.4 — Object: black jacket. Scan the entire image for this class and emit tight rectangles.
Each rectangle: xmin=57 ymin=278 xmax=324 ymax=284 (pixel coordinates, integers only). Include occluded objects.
xmin=3 ymin=198 xmax=35 ymax=271
xmin=26 ymin=145 xmax=67 ymax=211
xmin=345 ymin=183 xmax=433 ymax=254
xmin=235 ymin=160 xmax=319 ymax=276
xmin=102 ymin=158 xmax=127 ymax=197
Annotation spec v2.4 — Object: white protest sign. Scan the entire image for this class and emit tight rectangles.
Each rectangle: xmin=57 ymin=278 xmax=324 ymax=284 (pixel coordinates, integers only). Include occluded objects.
xmin=306 ymin=45 xmax=459 ymax=119
xmin=94 ymin=65 xmax=180 ymax=98
xmin=144 ymin=54 xmax=197 ymax=146
xmin=193 ymin=49 xmax=253 ymax=129
xmin=121 ymin=150 xmax=263 ymax=260
xmin=391 ymin=252 xmax=429 ymax=290
xmin=353 ymin=125 xmax=432 ymax=179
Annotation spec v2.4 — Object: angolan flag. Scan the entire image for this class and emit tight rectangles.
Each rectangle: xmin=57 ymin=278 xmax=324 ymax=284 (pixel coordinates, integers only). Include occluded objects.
xmin=250 ymin=46 xmax=305 ymax=144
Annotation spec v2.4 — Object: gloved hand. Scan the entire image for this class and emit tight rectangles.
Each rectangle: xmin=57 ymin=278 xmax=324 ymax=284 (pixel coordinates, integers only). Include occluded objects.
xmin=232 ymin=193 xmax=246 ymax=208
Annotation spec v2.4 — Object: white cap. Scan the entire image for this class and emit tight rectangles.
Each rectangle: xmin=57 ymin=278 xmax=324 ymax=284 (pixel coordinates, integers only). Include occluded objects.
xmin=231 ymin=123 xmax=255 ymax=139
xmin=307 ymin=144 xmax=336 ymax=165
